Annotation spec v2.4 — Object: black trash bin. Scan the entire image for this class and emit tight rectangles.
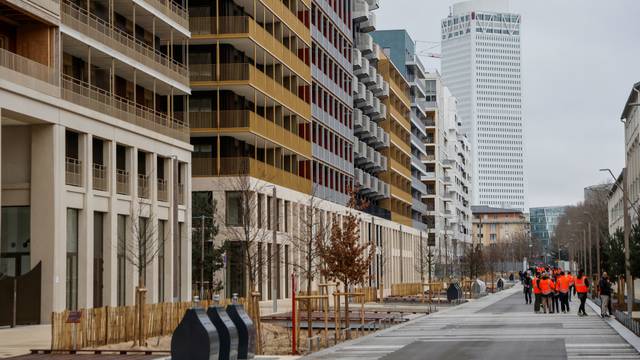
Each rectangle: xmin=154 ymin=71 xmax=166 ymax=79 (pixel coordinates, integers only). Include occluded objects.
xmin=207 ymin=305 xmax=239 ymax=360
xmin=447 ymin=283 xmax=463 ymax=302
xmin=226 ymin=304 xmax=256 ymax=360
xmin=171 ymin=307 xmax=220 ymax=360
xmin=497 ymin=278 xmax=505 ymax=291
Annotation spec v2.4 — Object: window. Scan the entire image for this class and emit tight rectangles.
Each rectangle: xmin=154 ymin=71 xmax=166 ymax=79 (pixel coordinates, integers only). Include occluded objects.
xmin=158 ymin=220 xmax=166 ymax=302
xmin=117 ymin=215 xmax=127 ymax=306
xmin=173 ymin=222 xmax=183 ymax=301
xmin=66 ymin=208 xmax=79 ymax=310
xmin=93 ymin=212 xmax=104 ymax=308
xmin=226 ymin=191 xmax=243 ymax=226
xmin=257 ymin=194 xmax=264 ymax=228
xmin=0 ymin=207 xmax=30 ymax=277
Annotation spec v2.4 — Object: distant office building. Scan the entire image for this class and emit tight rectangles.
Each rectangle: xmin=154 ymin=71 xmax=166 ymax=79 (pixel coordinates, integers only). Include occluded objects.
xmin=472 ymin=206 xmax=528 ymax=247
xmin=441 ymin=0 xmax=526 ymax=211
xmin=529 ymin=206 xmax=567 ymax=254
xmin=607 ymin=171 xmax=624 ymax=235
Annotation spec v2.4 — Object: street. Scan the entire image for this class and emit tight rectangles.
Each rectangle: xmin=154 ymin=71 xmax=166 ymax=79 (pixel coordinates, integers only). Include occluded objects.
xmin=304 ymin=286 xmax=640 ymax=359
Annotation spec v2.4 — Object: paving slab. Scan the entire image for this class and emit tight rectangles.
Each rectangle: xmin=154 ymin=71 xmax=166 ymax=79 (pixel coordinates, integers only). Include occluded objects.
xmin=304 ymin=286 xmax=640 ymax=359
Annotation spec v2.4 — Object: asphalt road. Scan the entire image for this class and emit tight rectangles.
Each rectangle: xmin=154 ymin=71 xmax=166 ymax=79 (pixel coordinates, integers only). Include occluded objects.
xmin=304 ymin=286 xmax=640 ymax=360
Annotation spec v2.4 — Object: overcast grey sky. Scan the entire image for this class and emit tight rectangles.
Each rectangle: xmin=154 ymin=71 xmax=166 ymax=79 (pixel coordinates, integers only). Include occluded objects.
xmin=376 ymin=0 xmax=640 ymax=208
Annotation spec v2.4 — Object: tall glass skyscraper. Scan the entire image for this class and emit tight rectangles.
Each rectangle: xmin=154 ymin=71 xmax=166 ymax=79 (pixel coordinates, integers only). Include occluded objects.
xmin=530 ymin=206 xmax=567 ymax=254
xmin=441 ymin=0 xmax=526 ymax=211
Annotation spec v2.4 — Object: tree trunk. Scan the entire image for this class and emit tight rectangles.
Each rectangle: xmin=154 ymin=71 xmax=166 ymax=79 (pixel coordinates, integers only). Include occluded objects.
xmin=137 ymin=270 xmax=146 ymax=346
xmin=307 ymin=244 xmax=313 ymax=337
xmin=343 ymin=284 xmax=350 ymax=339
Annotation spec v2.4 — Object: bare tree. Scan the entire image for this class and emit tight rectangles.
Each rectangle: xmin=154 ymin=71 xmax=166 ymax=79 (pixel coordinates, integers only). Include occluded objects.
xmin=289 ymin=188 xmax=332 ymax=336
xmin=119 ymin=203 xmax=159 ymax=346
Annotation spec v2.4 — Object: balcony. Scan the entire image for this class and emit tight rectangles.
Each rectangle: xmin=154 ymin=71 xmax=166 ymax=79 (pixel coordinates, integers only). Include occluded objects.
xmin=190 ymin=110 xmax=311 ymax=158
xmin=0 ymin=47 xmax=59 ymax=93
xmin=190 ymin=63 xmax=310 ymax=119
xmin=65 ymin=157 xmax=82 ymax=187
xmin=142 ymin=0 xmax=189 ymax=30
xmin=61 ymin=0 xmax=188 ymax=87
xmin=192 ymin=157 xmax=311 ymax=194
xmin=92 ymin=163 xmax=108 ymax=191
xmin=138 ymin=174 xmax=150 ymax=199
xmin=178 ymin=183 xmax=185 ymax=205
xmin=189 ymin=16 xmax=310 ymax=82
xmin=356 ymin=33 xmax=373 ymax=55
xmin=61 ymin=75 xmax=189 ymax=142
xmin=116 ymin=169 xmax=130 ymax=195
xmin=422 ymin=154 xmax=436 ymax=162
xmin=158 ymin=178 xmax=168 ymax=202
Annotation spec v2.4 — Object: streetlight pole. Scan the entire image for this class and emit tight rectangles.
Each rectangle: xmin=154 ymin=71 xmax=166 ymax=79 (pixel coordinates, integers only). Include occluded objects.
xmin=201 ymin=214 xmax=205 ymax=300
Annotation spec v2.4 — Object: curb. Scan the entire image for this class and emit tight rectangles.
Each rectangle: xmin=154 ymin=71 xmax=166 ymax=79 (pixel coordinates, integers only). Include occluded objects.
xmin=587 ymin=298 xmax=640 ymax=354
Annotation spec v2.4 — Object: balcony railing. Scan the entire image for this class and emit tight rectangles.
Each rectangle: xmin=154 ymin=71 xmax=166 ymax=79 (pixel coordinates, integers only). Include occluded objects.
xmin=157 ymin=178 xmax=168 ymax=202
xmin=0 ymin=47 xmax=58 ymax=86
xmin=92 ymin=163 xmax=108 ymax=191
xmin=178 ymin=183 xmax=185 ymax=205
xmin=189 ymin=15 xmax=309 ymax=79
xmin=190 ymin=63 xmax=310 ymax=118
xmin=61 ymin=74 xmax=189 ymax=142
xmin=142 ymin=0 xmax=189 ymax=29
xmin=61 ymin=0 xmax=188 ymax=86
xmin=116 ymin=169 xmax=130 ymax=195
xmin=192 ymin=156 xmax=311 ymax=194
xmin=138 ymin=174 xmax=150 ymax=199
xmin=65 ymin=157 xmax=83 ymax=186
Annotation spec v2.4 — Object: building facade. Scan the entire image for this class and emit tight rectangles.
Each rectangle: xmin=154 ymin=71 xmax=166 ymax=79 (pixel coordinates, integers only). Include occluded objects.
xmin=529 ymin=206 xmax=567 ymax=256
xmin=188 ymin=0 xmax=423 ymax=300
xmin=607 ymin=171 xmax=624 ymax=235
xmin=0 ymin=0 xmax=193 ymax=322
xmin=471 ymin=206 xmax=527 ymax=247
xmin=441 ymin=0 xmax=526 ymax=211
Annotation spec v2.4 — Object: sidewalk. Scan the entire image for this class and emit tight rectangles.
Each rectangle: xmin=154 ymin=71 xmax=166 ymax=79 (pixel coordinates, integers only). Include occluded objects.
xmin=0 ymin=325 xmax=51 ymax=358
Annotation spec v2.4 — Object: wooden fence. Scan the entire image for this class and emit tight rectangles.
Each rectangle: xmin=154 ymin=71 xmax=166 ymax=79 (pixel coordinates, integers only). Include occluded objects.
xmin=354 ymin=287 xmax=378 ymax=302
xmin=51 ymin=297 xmax=257 ymax=350
xmin=390 ymin=283 xmax=423 ymax=297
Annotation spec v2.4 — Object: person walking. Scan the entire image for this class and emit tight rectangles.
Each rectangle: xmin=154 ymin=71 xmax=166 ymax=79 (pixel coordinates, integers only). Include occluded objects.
xmin=552 ymin=275 xmax=561 ymax=313
xmin=557 ymin=271 xmax=570 ymax=313
xmin=599 ymin=272 xmax=612 ymax=318
xmin=575 ymin=270 xmax=590 ymax=316
xmin=567 ymin=271 xmax=574 ymax=302
xmin=539 ymin=273 xmax=555 ymax=314
xmin=523 ymin=272 xmax=532 ymax=304
xmin=533 ymin=273 xmax=542 ymax=313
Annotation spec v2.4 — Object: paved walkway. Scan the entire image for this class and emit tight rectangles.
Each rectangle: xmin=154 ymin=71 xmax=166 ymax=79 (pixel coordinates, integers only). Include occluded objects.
xmin=305 ymin=286 xmax=640 ymax=360
xmin=0 ymin=325 xmax=51 ymax=358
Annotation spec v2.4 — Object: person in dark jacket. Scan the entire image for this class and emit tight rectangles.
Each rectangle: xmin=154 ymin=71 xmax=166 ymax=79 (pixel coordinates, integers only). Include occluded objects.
xmin=523 ymin=272 xmax=532 ymax=304
xmin=599 ymin=272 xmax=612 ymax=317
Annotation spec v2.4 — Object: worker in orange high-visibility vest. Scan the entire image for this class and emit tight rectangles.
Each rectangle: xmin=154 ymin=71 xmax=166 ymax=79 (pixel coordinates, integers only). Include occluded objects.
xmin=557 ymin=271 xmax=571 ymax=313
xmin=532 ymin=273 xmax=542 ymax=313
xmin=575 ymin=270 xmax=590 ymax=316
xmin=539 ymin=273 xmax=555 ymax=314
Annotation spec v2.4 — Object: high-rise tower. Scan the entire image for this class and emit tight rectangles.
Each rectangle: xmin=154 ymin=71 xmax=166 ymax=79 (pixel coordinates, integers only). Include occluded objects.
xmin=441 ymin=0 xmax=526 ymax=211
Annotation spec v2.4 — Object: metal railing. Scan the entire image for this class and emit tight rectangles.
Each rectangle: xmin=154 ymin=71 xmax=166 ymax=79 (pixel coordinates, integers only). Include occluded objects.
xmin=614 ymin=310 xmax=640 ymax=336
xmin=92 ymin=163 xmax=108 ymax=191
xmin=61 ymin=0 xmax=188 ymax=84
xmin=137 ymin=174 xmax=150 ymax=199
xmin=0 ymin=47 xmax=58 ymax=86
xmin=116 ymin=169 xmax=130 ymax=195
xmin=61 ymin=74 xmax=189 ymax=142
xmin=157 ymin=178 xmax=168 ymax=202
xmin=65 ymin=157 xmax=83 ymax=186
xmin=141 ymin=0 xmax=188 ymax=29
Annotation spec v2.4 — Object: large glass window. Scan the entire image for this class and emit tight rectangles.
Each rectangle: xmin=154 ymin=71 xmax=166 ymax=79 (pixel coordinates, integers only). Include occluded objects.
xmin=117 ymin=215 xmax=127 ymax=306
xmin=158 ymin=220 xmax=166 ymax=302
xmin=93 ymin=212 xmax=104 ymax=308
xmin=66 ymin=208 xmax=79 ymax=310
xmin=226 ymin=191 xmax=243 ymax=226
xmin=0 ymin=207 xmax=30 ymax=277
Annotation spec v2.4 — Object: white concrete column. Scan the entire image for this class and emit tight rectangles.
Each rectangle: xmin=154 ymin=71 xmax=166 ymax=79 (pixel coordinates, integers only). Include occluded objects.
xmin=180 ymin=161 xmax=192 ymax=301
xmin=168 ymin=157 xmax=177 ymax=301
xmin=79 ymin=133 xmax=94 ymax=308
xmin=126 ymin=146 xmax=138 ymax=306
xmin=147 ymin=152 xmax=159 ymax=303
xmin=104 ymin=139 xmax=118 ymax=306
xmin=31 ymin=124 xmax=66 ymax=321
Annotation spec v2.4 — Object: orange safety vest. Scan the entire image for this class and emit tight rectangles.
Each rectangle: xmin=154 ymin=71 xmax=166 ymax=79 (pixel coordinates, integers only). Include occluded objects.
xmin=557 ymin=275 xmax=570 ymax=293
xmin=539 ymin=278 xmax=554 ymax=295
xmin=533 ymin=277 xmax=541 ymax=294
xmin=575 ymin=277 xmax=588 ymax=293
xmin=567 ymin=274 xmax=574 ymax=286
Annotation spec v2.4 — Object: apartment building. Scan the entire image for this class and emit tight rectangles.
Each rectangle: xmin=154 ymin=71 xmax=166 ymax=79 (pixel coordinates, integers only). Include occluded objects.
xmin=607 ymin=171 xmax=624 ymax=235
xmin=0 ymin=0 xmax=192 ymax=324
xmin=471 ymin=206 xmax=528 ymax=246
xmin=187 ymin=0 xmax=423 ymax=300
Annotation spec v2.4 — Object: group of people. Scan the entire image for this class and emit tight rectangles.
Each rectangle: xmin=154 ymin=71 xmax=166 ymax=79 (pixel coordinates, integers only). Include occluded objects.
xmin=521 ymin=266 xmax=613 ymax=318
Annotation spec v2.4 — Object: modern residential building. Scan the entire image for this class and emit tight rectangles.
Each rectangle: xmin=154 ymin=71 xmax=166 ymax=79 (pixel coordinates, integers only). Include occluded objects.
xmin=607 ymin=171 xmax=624 ymax=235
xmin=622 ymin=83 xmax=640 ymax=216
xmin=471 ymin=206 xmax=528 ymax=247
xmin=529 ymin=206 xmax=567 ymax=257
xmin=352 ymin=0 xmax=391 ymax=218
xmin=187 ymin=0 xmax=424 ymax=300
xmin=0 ymin=0 xmax=193 ymax=324
xmin=441 ymin=0 xmax=526 ymax=211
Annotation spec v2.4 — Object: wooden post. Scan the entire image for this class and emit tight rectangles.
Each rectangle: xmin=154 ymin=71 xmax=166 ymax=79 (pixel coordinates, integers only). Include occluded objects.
xmin=334 ymin=292 xmax=340 ymax=342
xmin=323 ymin=295 xmax=329 ymax=347
xmin=360 ymin=294 xmax=364 ymax=337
